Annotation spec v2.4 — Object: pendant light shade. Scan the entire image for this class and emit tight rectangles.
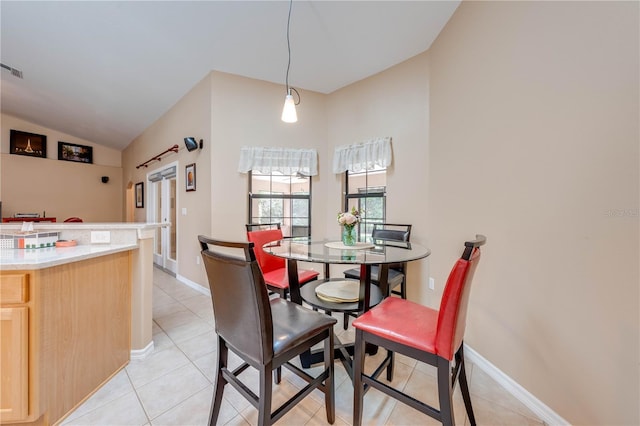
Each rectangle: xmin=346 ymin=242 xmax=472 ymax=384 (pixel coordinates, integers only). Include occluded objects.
xmin=282 ymin=91 xmax=297 ymax=123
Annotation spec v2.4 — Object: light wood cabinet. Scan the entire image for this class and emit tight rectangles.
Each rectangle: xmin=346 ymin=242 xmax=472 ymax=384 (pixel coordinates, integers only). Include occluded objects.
xmin=0 ymin=306 xmax=29 ymax=422
xmin=0 ymin=251 xmax=131 ymax=425
xmin=0 ymin=273 xmax=32 ymax=423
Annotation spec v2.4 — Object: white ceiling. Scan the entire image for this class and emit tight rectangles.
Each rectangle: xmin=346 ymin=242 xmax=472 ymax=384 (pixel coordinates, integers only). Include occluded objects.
xmin=1 ymin=1 xmax=459 ymax=151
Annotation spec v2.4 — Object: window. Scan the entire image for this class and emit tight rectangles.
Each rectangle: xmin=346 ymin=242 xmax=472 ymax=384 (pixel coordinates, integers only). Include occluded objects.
xmin=344 ymin=166 xmax=386 ymax=242
xmin=249 ymin=171 xmax=311 ymax=237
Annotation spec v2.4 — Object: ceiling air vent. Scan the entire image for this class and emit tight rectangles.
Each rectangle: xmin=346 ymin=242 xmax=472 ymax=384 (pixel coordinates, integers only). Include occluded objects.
xmin=0 ymin=63 xmax=23 ymax=79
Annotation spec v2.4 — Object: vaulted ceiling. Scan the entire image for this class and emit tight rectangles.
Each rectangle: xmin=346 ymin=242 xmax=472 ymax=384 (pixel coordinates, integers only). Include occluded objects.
xmin=1 ymin=1 xmax=459 ymax=151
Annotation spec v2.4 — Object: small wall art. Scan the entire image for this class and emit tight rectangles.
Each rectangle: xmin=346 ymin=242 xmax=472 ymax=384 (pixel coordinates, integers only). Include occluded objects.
xmin=10 ymin=129 xmax=47 ymax=158
xmin=185 ymin=163 xmax=196 ymax=192
xmin=58 ymin=141 xmax=93 ymax=164
xmin=135 ymin=182 xmax=144 ymax=208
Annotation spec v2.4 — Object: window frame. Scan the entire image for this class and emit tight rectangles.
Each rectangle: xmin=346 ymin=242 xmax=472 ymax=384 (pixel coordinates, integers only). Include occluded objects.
xmin=248 ymin=170 xmax=312 ymax=238
xmin=344 ymin=169 xmax=387 ymax=242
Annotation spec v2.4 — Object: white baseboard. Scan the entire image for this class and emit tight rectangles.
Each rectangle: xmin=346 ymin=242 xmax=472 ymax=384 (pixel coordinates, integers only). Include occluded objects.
xmin=464 ymin=344 xmax=570 ymax=426
xmin=176 ymin=273 xmax=211 ymax=297
xmin=130 ymin=341 xmax=154 ymax=361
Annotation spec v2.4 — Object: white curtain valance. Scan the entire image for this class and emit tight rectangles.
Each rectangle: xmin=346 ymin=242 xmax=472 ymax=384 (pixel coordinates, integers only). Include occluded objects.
xmin=238 ymin=146 xmax=318 ymax=176
xmin=332 ymin=137 xmax=392 ymax=173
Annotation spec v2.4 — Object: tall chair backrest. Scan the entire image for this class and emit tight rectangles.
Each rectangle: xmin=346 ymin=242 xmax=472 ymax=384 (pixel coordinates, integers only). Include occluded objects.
xmin=198 ymin=236 xmax=274 ymax=365
xmin=435 ymin=236 xmax=485 ymax=360
xmin=372 ymin=224 xmax=412 ymax=270
xmin=371 ymin=223 xmax=412 ymax=244
xmin=246 ymin=223 xmax=285 ymax=274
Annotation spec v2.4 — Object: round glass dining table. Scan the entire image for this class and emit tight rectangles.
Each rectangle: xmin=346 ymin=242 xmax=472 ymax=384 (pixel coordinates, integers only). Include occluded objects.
xmin=263 ymin=238 xmax=431 ymax=309
xmin=263 ymin=237 xmax=431 ymax=374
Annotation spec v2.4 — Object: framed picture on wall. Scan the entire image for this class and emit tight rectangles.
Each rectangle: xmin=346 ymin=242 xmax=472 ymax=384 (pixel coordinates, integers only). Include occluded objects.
xmin=135 ymin=182 xmax=144 ymax=208
xmin=58 ymin=141 xmax=93 ymax=163
xmin=10 ymin=129 xmax=47 ymax=158
xmin=185 ymin=163 xmax=196 ymax=192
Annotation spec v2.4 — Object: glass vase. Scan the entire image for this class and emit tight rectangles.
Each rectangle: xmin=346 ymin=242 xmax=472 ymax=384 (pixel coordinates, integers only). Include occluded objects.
xmin=342 ymin=225 xmax=356 ymax=246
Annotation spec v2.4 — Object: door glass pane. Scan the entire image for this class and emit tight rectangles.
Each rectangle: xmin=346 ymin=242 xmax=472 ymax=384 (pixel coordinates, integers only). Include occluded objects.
xmin=154 ymin=181 xmax=162 ymax=255
xmin=168 ymin=179 xmax=176 ymax=261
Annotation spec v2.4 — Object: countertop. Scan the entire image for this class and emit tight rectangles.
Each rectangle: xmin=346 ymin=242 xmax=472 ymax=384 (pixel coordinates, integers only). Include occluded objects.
xmin=0 ymin=243 xmax=138 ymax=270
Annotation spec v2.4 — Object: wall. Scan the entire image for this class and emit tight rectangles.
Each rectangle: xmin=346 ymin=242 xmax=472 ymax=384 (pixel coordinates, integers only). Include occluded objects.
xmin=0 ymin=114 xmax=123 ymax=221
xmin=427 ymin=2 xmax=638 ymax=424
xmin=326 ymin=53 xmax=431 ymax=301
xmin=208 ymin=71 xmax=328 ymax=242
xmin=121 ymin=71 xmax=328 ymax=289
xmin=122 ymin=74 xmax=212 ymax=288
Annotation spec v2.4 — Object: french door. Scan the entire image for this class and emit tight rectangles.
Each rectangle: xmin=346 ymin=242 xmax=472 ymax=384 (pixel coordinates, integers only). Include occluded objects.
xmin=148 ymin=164 xmax=177 ymax=274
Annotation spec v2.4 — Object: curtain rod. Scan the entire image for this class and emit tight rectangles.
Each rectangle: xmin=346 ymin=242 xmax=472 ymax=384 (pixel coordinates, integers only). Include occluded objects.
xmin=136 ymin=144 xmax=180 ymax=169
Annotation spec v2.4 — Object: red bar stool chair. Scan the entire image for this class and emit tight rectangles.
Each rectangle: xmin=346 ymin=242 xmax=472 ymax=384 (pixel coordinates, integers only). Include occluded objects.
xmin=246 ymin=223 xmax=319 ymax=298
xmin=352 ymin=235 xmax=486 ymax=426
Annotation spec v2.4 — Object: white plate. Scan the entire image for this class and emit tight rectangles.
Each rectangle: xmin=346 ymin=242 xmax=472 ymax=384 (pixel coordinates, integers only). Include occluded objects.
xmin=315 ymin=280 xmax=360 ymax=303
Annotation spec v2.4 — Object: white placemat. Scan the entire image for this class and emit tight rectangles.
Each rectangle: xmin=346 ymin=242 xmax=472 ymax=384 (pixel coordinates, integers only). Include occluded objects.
xmin=324 ymin=241 xmax=375 ymax=250
xmin=315 ymin=280 xmax=360 ymax=303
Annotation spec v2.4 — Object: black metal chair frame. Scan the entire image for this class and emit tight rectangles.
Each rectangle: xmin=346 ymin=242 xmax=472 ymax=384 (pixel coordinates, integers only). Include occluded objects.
xmin=199 ymin=236 xmax=336 ymax=426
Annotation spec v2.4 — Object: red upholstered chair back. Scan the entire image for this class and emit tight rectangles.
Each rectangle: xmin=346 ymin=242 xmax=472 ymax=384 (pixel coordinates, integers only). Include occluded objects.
xmin=246 ymin=228 xmax=285 ymax=274
xmin=435 ymin=247 xmax=482 ymax=360
xmin=64 ymin=217 xmax=83 ymax=222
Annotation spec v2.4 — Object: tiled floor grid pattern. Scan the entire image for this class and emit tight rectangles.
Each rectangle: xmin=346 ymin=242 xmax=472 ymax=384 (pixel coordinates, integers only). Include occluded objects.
xmin=61 ymin=267 xmax=545 ymax=425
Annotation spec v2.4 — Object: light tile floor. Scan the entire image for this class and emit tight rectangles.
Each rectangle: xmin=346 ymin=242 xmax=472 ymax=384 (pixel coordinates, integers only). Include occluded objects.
xmin=61 ymin=267 xmax=545 ymax=426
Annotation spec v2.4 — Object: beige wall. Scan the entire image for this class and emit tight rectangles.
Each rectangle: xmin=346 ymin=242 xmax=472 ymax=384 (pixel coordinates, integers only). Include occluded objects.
xmin=0 ymin=113 xmax=123 ymax=221
xmin=122 ymin=74 xmax=213 ymax=287
xmin=122 ymin=71 xmax=328 ymax=288
xmin=427 ymin=2 xmax=638 ymax=424
xmin=209 ymin=71 xmax=328 ymax=242
xmin=326 ymin=53 xmax=431 ymax=300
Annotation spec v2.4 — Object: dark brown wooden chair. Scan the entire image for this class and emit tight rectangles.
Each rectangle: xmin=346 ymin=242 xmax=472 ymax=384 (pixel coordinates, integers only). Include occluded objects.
xmin=198 ymin=236 xmax=336 ymax=426
xmin=352 ymin=235 xmax=486 ymax=426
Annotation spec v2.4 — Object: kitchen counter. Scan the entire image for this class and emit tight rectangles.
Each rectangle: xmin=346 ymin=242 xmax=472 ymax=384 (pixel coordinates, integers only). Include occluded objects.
xmin=0 ymin=222 xmax=166 ymax=358
xmin=0 ymin=243 xmax=137 ymax=270
xmin=0 ymin=222 xmax=166 ymax=425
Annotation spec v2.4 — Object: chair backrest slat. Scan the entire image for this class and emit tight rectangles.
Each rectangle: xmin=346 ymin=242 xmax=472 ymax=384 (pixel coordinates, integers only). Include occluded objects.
xmin=371 ymin=224 xmax=412 ymax=270
xmin=435 ymin=235 xmax=486 ymax=360
xmin=246 ymin=224 xmax=285 ymax=274
xmin=198 ymin=236 xmax=274 ymax=365
xmin=371 ymin=223 xmax=411 ymax=243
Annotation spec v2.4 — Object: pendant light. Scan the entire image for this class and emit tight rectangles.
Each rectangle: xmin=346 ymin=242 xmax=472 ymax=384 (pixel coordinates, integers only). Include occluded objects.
xmin=281 ymin=0 xmax=299 ymax=123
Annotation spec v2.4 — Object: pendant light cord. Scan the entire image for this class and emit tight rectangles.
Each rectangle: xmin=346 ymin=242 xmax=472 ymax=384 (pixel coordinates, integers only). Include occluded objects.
xmin=284 ymin=0 xmax=300 ymax=105
xmin=285 ymin=0 xmax=293 ymax=94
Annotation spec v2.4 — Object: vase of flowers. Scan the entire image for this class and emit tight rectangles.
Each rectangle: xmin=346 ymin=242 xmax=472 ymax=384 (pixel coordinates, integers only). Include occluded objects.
xmin=337 ymin=207 xmax=361 ymax=246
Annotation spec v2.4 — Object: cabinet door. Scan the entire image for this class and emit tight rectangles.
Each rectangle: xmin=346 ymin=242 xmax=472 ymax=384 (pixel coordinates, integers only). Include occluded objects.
xmin=0 ymin=307 xmax=28 ymax=422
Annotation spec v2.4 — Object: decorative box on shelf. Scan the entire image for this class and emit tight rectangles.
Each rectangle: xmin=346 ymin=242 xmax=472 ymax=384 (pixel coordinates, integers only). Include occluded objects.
xmin=0 ymin=231 xmax=60 ymax=249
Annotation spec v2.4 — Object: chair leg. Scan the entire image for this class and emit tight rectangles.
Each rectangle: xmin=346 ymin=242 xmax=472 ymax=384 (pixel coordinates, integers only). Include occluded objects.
xmin=437 ymin=356 xmax=455 ymax=426
xmin=209 ymin=337 xmax=228 ymax=426
xmin=353 ymin=329 xmax=366 ymax=426
xmin=385 ymin=350 xmax=395 ymax=382
xmin=400 ymin=278 xmax=407 ymax=299
xmin=456 ymin=346 xmax=476 ymax=426
xmin=258 ymin=365 xmax=273 ymax=426
xmin=324 ymin=330 xmax=335 ymax=424
xmin=274 ymin=367 xmax=281 ymax=384
xmin=343 ymin=312 xmax=349 ymax=330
